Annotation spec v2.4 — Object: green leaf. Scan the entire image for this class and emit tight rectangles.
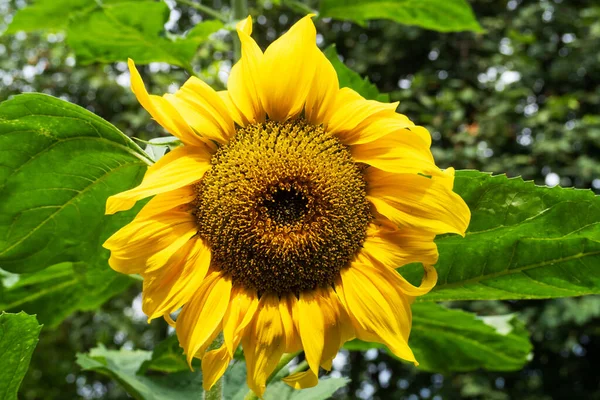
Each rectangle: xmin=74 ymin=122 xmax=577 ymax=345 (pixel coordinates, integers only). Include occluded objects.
xmin=6 ymin=0 xmax=224 ymax=67
xmin=137 ymin=335 xmax=190 ymax=374
xmin=0 ymin=93 xmax=150 ymax=274
xmin=222 ymin=360 xmax=349 ymax=400
xmin=0 ymin=312 xmax=42 ymax=400
xmin=0 ymin=262 xmax=134 ymax=328
xmin=0 ymin=93 xmax=149 ymax=325
xmin=345 ymin=303 xmax=532 ymax=372
xmin=76 ymin=345 xmax=204 ymax=400
xmin=264 ymin=378 xmax=350 ymax=400
xmin=319 ymin=0 xmax=483 ymax=32
xmin=67 ymin=3 xmax=223 ymax=67
xmin=402 ymin=171 xmax=600 ymax=300
xmin=5 ymin=0 xmax=92 ymax=33
xmin=324 ymin=45 xmax=390 ymax=102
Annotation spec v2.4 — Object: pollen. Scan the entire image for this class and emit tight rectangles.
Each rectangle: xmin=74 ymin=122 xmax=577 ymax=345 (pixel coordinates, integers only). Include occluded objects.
xmin=193 ymin=119 xmax=371 ymax=296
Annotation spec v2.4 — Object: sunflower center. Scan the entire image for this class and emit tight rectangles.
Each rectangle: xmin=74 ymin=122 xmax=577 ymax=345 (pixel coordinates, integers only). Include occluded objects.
xmin=263 ymin=187 xmax=308 ymax=226
xmin=193 ymin=119 xmax=371 ymax=296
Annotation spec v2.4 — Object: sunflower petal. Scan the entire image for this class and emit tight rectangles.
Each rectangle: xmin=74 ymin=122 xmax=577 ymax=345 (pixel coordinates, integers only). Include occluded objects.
xmin=242 ymin=295 xmax=286 ymax=398
xmin=105 ymin=146 xmax=211 ymax=214
xmin=350 ymin=128 xmax=441 ymax=175
xmin=164 ymin=76 xmax=235 ymax=144
xmin=338 ymin=264 xmax=416 ymax=363
xmin=305 ymin=51 xmax=339 ymax=126
xmin=135 ymin=186 xmax=196 ymax=219
xmin=280 ymin=295 xmax=302 ymax=352
xmin=296 ymin=291 xmax=326 ymax=377
xmin=227 ymin=16 xmax=265 ymax=125
xmin=202 ymin=345 xmax=231 ymax=391
xmin=176 ymin=272 xmax=232 ymax=365
xmin=142 ymin=237 xmax=211 ymax=319
xmin=326 ymin=88 xmax=404 ymax=144
xmin=260 ymin=15 xmax=318 ymax=121
xmin=366 ymin=168 xmax=471 ymax=236
xmin=362 ymin=223 xmax=439 ymax=268
xmin=223 ymin=287 xmax=259 ymax=357
xmin=128 ymin=59 xmax=210 ymax=148
xmin=283 ymin=368 xmax=319 ymax=389
xmin=103 ymin=211 xmax=196 ymax=274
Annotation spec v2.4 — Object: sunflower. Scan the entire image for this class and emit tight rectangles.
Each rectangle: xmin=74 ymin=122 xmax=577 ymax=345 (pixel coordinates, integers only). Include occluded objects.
xmin=103 ymin=15 xmax=470 ymax=397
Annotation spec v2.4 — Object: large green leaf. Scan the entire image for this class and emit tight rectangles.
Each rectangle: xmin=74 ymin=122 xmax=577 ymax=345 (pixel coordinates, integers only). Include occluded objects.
xmin=345 ymin=303 xmax=532 ymax=372
xmin=319 ymin=0 xmax=483 ymax=32
xmin=76 ymin=345 xmax=204 ymax=400
xmin=0 ymin=312 xmax=42 ymax=400
xmin=0 ymin=93 xmax=149 ymax=325
xmin=6 ymin=0 xmax=223 ymax=67
xmin=402 ymin=171 xmax=600 ymax=301
xmin=324 ymin=45 xmax=390 ymax=102
xmin=0 ymin=93 xmax=150 ymax=273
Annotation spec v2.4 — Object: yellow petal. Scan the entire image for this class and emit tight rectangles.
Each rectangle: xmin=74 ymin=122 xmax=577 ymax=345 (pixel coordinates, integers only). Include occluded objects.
xmin=296 ymin=291 xmax=326 ymax=377
xmin=128 ymin=59 xmax=212 ymax=148
xmin=305 ymin=50 xmax=339 ymax=126
xmin=365 ymin=168 xmax=471 ymax=236
xmin=218 ymin=90 xmax=246 ymax=127
xmin=283 ymin=368 xmax=319 ymax=389
xmin=135 ymin=185 xmax=196 ymax=219
xmin=105 ymin=146 xmax=211 ymax=214
xmin=176 ymin=271 xmax=232 ymax=365
xmin=142 ymin=237 xmax=211 ymax=319
xmin=259 ymin=15 xmax=318 ymax=121
xmin=350 ymin=128 xmax=441 ymax=176
xmin=222 ymin=287 xmax=259 ymax=357
xmin=164 ymin=76 xmax=235 ymax=144
xmin=357 ymin=260 xmax=438 ymax=297
xmin=326 ymin=88 xmax=403 ymax=144
xmin=321 ymin=288 xmax=354 ymax=367
xmin=227 ymin=16 xmax=265 ymax=125
xmin=338 ymin=264 xmax=416 ymax=363
xmin=242 ymin=295 xmax=286 ymax=398
xmin=362 ymin=223 xmax=439 ymax=269
xmin=202 ymin=344 xmax=231 ymax=391
xmin=280 ymin=295 xmax=302 ymax=352
xmin=103 ymin=211 xmax=196 ymax=274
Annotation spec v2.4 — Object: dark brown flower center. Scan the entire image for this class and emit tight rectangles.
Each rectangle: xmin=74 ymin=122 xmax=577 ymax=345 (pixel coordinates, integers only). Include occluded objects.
xmin=193 ymin=119 xmax=371 ymax=296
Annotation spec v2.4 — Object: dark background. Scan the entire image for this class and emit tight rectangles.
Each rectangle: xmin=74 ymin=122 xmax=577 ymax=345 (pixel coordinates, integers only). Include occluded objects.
xmin=1 ymin=0 xmax=599 ymax=398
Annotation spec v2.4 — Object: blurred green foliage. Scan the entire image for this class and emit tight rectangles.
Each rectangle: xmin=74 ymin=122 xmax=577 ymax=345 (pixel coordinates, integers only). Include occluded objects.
xmin=1 ymin=0 xmax=599 ymax=399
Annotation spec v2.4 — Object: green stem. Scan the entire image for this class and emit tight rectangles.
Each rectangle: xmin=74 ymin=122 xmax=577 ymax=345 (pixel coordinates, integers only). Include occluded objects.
xmin=231 ymin=0 xmax=248 ymax=62
xmin=177 ymin=0 xmax=229 ymax=22
xmin=203 ymin=333 xmax=224 ymax=400
xmin=243 ymin=351 xmax=302 ymax=400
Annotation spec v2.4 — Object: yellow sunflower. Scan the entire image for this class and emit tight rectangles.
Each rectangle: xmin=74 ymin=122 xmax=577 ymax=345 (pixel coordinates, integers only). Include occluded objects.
xmin=103 ymin=15 xmax=470 ymax=397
